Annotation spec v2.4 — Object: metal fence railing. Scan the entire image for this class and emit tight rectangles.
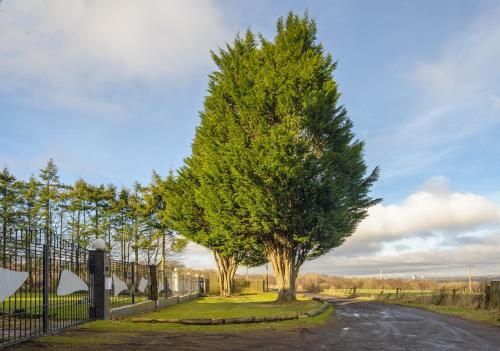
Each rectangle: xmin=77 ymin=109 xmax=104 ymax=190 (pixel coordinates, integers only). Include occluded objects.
xmin=157 ymin=267 xmax=174 ymax=298
xmin=109 ymin=260 xmax=151 ymax=309
xmin=1 ymin=229 xmax=205 ymax=347
xmin=0 ymin=229 xmax=95 ymax=347
xmin=109 ymin=263 xmax=204 ymax=310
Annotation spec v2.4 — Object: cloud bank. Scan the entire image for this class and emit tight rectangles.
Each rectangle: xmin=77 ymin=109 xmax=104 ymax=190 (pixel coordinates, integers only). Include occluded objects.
xmin=336 ymin=177 xmax=500 ymax=257
xmin=0 ymin=0 xmax=230 ymax=102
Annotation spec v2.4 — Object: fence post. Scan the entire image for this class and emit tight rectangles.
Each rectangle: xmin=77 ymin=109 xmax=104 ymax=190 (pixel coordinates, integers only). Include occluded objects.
xmin=42 ymin=243 xmax=49 ymax=334
xmin=149 ymin=265 xmax=158 ymax=302
xmin=92 ymin=249 xmax=111 ymax=319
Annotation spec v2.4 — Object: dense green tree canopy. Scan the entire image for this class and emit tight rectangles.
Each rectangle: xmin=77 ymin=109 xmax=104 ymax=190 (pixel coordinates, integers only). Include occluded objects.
xmin=183 ymin=12 xmax=380 ymax=302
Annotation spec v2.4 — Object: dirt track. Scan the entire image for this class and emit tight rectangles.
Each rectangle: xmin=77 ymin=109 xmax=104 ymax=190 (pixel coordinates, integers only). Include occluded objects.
xmin=10 ymin=298 xmax=500 ymax=350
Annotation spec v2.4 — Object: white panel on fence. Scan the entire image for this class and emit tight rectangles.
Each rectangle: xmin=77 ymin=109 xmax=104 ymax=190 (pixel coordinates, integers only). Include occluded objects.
xmin=105 ymin=277 xmax=112 ymax=290
xmin=0 ymin=268 xmax=29 ymax=302
xmin=112 ymin=274 xmax=128 ymax=297
xmin=138 ymin=277 xmax=148 ymax=293
xmin=56 ymin=269 xmax=88 ymax=296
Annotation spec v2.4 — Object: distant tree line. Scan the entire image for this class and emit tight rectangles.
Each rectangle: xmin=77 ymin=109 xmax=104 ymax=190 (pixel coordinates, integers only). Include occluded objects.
xmin=0 ymin=159 xmax=186 ymax=266
xmin=296 ymin=274 xmax=457 ymax=293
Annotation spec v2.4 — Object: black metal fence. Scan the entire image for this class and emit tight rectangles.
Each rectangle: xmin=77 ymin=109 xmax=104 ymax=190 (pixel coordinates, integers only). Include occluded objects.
xmin=109 ymin=259 xmax=150 ymax=309
xmin=109 ymin=261 xmax=203 ymax=310
xmin=0 ymin=229 xmax=95 ymax=347
xmin=1 ymin=229 xmax=206 ymax=347
xmin=157 ymin=266 xmax=174 ymax=298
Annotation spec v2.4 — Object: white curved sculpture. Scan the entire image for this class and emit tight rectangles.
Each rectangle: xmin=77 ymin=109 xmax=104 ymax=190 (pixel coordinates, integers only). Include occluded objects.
xmin=112 ymin=273 xmax=128 ymax=297
xmin=138 ymin=277 xmax=148 ymax=293
xmin=56 ymin=269 xmax=88 ymax=296
xmin=0 ymin=268 xmax=29 ymax=302
xmin=158 ymin=278 xmax=164 ymax=293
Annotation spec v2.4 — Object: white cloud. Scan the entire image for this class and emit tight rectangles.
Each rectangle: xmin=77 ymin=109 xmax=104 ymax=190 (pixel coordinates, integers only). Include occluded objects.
xmin=337 ymin=177 xmax=500 ymax=256
xmin=0 ymin=0 xmax=230 ymax=106
xmin=359 ymin=179 xmax=499 ymax=239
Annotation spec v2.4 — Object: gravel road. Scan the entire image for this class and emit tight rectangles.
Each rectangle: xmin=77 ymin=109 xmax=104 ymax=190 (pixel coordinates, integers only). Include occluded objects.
xmin=10 ymin=298 xmax=500 ymax=351
xmin=320 ymin=298 xmax=500 ymax=351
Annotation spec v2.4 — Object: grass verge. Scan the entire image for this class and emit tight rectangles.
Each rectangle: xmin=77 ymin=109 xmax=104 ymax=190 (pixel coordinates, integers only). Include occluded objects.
xmin=27 ymin=293 xmax=333 ymax=350
xmin=391 ymin=301 xmax=500 ymax=327
xmin=35 ymin=335 xmax=123 ymax=346
xmin=130 ymin=292 xmax=321 ymax=320
xmin=79 ymin=293 xmax=332 ymax=333
xmin=81 ymin=305 xmax=333 ymax=333
xmin=30 ymin=305 xmax=333 ymax=349
xmin=322 ymin=288 xmax=431 ymax=299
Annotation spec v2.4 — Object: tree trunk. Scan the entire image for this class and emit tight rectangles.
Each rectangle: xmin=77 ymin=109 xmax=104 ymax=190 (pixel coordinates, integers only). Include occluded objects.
xmin=107 ymin=219 xmax=111 ymax=249
xmin=95 ymin=205 xmax=99 ymax=240
xmin=267 ymin=243 xmax=297 ymax=303
xmin=213 ymin=251 xmax=239 ymax=297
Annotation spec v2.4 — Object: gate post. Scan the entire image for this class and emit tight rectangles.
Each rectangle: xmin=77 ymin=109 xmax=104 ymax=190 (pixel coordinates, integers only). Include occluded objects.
xmin=92 ymin=248 xmax=111 ymax=319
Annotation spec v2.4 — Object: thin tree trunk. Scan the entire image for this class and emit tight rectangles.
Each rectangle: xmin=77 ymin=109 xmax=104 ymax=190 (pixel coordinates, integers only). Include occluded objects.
xmin=107 ymin=217 xmax=111 ymax=249
xmin=162 ymin=231 xmax=166 ymax=269
xmin=95 ymin=205 xmax=99 ymax=240
xmin=59 ymin=211 xmax=63 ymax=237
xmin=27 ymin=211 xmax=33 ymax=286
xmin=213 ymin=251 xmax=239 ymax=297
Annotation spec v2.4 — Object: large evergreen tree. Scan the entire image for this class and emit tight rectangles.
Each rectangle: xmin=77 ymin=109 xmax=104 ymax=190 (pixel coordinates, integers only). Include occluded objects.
xmin=186 ymin=12 xmax=380 ymax=302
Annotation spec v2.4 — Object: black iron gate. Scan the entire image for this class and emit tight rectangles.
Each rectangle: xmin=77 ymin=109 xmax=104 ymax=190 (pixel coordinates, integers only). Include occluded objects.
xmin=0 ymin=229 xmax=95 ymax=347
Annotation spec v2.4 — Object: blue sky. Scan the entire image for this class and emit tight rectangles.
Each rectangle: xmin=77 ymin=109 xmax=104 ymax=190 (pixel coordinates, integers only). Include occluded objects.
xmin=1 ymin=0 xmax=500 ymax=276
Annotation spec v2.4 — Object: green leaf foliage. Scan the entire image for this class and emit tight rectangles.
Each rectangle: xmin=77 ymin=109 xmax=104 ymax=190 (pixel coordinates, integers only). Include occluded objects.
xmin=181 ymin=12 xmax=380 ymax=273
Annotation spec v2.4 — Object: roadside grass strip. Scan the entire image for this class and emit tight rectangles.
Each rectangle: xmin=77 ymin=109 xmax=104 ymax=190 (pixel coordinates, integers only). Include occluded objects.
xmin=130 ymin=293 xmax=329 ymax=325
xmin=73 ymin=293 xmax=334 ymax=333
xmin=392 ymin=301 xmax=500 ymax=327
xmin=132 ymin=300 xmax=329 ymax=325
